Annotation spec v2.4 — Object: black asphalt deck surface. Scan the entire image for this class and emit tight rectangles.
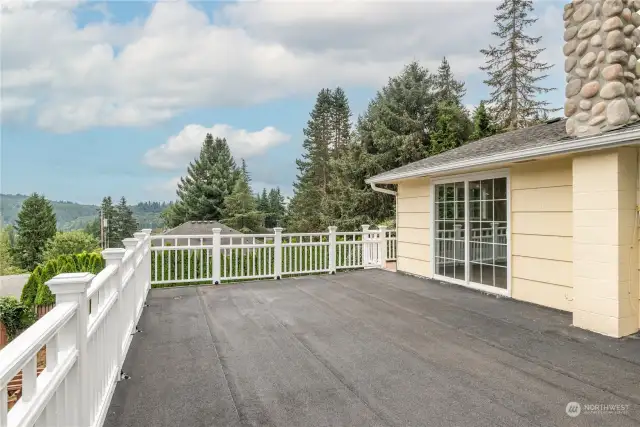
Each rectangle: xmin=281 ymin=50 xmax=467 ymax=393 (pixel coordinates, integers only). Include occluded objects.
xmin=104 ymin=270 xmax=640 ymax=427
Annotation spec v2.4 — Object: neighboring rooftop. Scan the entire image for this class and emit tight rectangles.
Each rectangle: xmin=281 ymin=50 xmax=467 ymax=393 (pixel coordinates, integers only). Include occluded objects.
xmin=366 ymin=119 xmax=640 ymax=184
xmin=163 ymin=220 xmax=241 ymax=236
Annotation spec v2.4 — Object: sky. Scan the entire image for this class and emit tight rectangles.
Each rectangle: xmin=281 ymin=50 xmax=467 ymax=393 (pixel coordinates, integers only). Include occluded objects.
xmin=0 ymin=0 xmax=567 ymax=205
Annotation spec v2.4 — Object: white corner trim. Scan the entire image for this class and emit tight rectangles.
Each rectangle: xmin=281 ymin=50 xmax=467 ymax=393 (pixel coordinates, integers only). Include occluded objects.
xmin=365 ymin=126 xmax=640 ymax=184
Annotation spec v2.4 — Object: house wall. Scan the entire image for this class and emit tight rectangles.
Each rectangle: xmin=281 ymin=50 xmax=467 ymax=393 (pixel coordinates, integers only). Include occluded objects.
xmin=510 ymin=157 xmax=574 ymax=311
xmin=396 ymin=178 xmax=431 ymax=278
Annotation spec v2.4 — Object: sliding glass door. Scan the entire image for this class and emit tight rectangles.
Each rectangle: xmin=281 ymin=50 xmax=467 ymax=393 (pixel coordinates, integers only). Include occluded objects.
xmin=433 ymin=174 xmax=509 ymax=294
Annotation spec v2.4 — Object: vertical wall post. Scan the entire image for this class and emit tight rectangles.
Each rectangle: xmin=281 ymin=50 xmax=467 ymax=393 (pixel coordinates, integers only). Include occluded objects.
xmin=212 ymin=228 xmax=221 ymax=285
xmin=378 ymin=225 xmax=387 ymax=268
xmin=328 ymin=226 xmax=337 ymax=274
xmin=102 ymin=248 xmax=126 ymax=376
xmin=361 ymin=225 xmax=370 ymax=267
xmin=47 ymin=272 xmax=94 ymax=427
xmin=273 ymin=227 xmax=283 ymax=279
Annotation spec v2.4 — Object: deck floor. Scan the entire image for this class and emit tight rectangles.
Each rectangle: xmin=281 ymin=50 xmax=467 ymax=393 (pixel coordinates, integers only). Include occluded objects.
xmin=105 ymin=270 xmax=640 ymax=427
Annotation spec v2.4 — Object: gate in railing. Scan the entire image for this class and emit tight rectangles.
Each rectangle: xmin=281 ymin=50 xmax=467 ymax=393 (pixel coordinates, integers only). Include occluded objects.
xmin=0 ymin=230 xmax=152 ymax=427
xmin=150 ymin=225 xmax=396 ymax=286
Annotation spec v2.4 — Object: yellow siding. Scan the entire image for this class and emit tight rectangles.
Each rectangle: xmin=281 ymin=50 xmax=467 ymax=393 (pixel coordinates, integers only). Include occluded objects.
xmin=573 ymin=147 xmax=639 ymax=337
xmin=396 ymin=177 xmax=431 ymax=278
xmin=510 ymin=158 xmax=573 ymax=309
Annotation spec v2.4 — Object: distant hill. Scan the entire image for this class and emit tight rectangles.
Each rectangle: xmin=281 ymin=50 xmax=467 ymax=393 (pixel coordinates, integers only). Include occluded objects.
xmin=0 ymin=194 xmax=168 ymax=230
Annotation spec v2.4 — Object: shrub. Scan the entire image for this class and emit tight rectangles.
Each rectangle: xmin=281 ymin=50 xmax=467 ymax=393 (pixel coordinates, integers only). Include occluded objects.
xmin=0 ymin=297 xmax=36 ymax=341
xmin=42 ymin=231 xmax=100 ymax=262
xmin=20 ymin=252 xmax=105 ymax=308
xmin=20 ymin=265 xmax=42 ymax=307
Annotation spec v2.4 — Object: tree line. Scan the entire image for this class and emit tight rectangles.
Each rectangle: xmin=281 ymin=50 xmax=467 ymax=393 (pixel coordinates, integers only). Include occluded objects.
xmin=161 ymin=0 xmax=554 ymax=233
xmin=2 ymin=193 xmax=141 ymax=273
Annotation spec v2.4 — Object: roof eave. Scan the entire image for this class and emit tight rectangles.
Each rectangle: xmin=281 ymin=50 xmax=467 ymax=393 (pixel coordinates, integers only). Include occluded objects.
xmin=365 ymin=126 xmax=640 ymax=184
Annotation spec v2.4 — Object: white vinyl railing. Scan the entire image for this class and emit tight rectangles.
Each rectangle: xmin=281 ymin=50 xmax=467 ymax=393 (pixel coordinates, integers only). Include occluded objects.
xmin=385 ymin=229 xmax=397 ymax=261
xmin=150 ymin=225 xmax=395 ymax=285
xmin=0 ymin=230 xmax=152 ymax=427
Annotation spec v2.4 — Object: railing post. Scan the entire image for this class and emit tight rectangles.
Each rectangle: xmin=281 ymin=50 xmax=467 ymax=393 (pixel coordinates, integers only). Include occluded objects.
xmin=273 ymin=227 xmax=283 ymax=280
xmin=47 ymin=272 xmax=94 ymax=427
xmin=141 ymin=229 xmax=153 ymax=294
xmin=102 ymin=248 xmax=126 ymax=378
xmin=212 ymin=228 xmax=221 ymax=285
xmin=361 ymin=224 xmax=370 ymax=267
xmin=378 ymin=225 xmax=387 ymax=268
xmin=328 ymin=226 xmax=337 ymax=274
xmin=122 ymin=238 xmax=139 ymax=332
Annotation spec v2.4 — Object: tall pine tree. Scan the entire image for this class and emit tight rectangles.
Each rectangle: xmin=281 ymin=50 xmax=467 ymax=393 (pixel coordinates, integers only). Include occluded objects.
xmin=170 ymin=134 xmax=238 ymax=227
xmin=288 ymin=89 xmax=334 ymax=231
xmin=114 ymin=197 xmax=138 ymax=243
xmin=267 ymin=188 xmax=286 ymax=228
xmin=221 ymin=170 xmax=264 ymax=233
xmin=480 ymin=0 xmax=555 ymax=129
xmin=434 ymin=57 xmax=467 ymax=106
xmin=13 ymin=193 xmax=57 ymax=270
xmin=100 ymin=197 xmax=118 ymax=248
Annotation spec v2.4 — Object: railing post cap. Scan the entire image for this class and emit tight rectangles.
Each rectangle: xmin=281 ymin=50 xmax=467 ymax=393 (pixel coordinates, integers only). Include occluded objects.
xmin=212 ymin=228 xmax=222 ymax=234
xmin=133 ymin=231 xmax=147 ymax=240
xmin=141 ymin=228 xmax=153 ymax=234
xmin=122 ymin=238 xmax=139 ymax=249
xmin=378 ymin=225 xmax=388 ymax=230
xmin=273 ymin=227 xmax=283 ymax=232
xmin=46 ymin=272 xmax=94 ymax=294
xmin=102 ymin=248 xmax=126 ymax=261
xmin=361 ymin=224 xmax=370 ymax=230
xmin=328 ymin=226 xmax=338 ymax=232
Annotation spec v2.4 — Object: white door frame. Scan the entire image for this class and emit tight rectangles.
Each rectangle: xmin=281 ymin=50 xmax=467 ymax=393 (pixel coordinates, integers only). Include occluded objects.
xmin=430 ymin=169 xmax=511 ymax=297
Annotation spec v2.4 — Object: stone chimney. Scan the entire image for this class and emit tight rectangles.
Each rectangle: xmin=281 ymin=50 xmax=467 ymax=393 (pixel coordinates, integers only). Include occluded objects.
xmin=564 ymin=0 xmax=640 ymax=137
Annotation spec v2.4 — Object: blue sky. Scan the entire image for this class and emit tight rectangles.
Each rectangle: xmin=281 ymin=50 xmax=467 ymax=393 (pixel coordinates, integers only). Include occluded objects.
xmin=1 ymin=0 xmax=566 ymax=205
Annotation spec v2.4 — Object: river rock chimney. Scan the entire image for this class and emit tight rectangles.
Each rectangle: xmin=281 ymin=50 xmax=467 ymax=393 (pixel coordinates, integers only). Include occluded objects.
xmin=564 ymin=0 xmax=640 ymax=137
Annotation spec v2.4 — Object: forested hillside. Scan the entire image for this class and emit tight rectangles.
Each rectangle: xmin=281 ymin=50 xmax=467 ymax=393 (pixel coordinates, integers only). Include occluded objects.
xmin=0 ymin=194 xmax=167 ymax=230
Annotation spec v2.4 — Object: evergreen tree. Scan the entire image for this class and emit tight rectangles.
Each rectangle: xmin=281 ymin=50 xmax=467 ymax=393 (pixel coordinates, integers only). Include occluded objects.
xmin=13 ymin=193 xmax=57 ymax=270
xmin=114 ymin=197 xmax=138 ymax=242
xmin=288 ymin=89 xmax=334 ymax=231
xmin=221 ymin=173 xmax=264 ymax=233
xmin=330 ymin=87 xmax=351 ymax=154
xmin=470 ymin=101 xmax=496 ymax=141
xmin=480 ymin=0 xmax=555 ymax=129
xmin=267 ymin=188 xmax=286 ymax=228
xmin=434 ymin=57 xmax=466 ymax=106
xmin=241 ymin=158 xmax=250 ymax=182
xmin=257 ymin=188 xmax=270 ymax=213
xmin=173 ymin=134 xmax=238 ymax=226
xmin=430 ymin=102 xmax=472 ymax=156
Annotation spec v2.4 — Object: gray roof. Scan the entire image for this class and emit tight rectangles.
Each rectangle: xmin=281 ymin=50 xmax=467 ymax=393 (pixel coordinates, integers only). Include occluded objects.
xmin=164 ymin=221 xmax=241 ymax=236
xmin=366 ymin=119 xmax=640 ymax=183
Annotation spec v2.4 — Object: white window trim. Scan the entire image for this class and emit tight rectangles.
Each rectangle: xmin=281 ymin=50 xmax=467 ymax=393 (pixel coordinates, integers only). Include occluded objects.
xmin=430 ymin=169 xmax=511 ymax=297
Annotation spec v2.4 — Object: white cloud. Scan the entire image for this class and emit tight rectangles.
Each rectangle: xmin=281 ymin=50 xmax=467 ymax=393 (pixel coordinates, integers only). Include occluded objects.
xmin=144 ymin=124 xmax=291 ymax=170
xmin=1 ymin=0 xmax=565 ymax=132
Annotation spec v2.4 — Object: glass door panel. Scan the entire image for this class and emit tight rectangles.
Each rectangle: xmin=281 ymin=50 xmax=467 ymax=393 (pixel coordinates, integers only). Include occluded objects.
xmin=434 ymin=181 xmax=465 ymax=281
xmin=468 ymin=177 xmax=507 ymax=289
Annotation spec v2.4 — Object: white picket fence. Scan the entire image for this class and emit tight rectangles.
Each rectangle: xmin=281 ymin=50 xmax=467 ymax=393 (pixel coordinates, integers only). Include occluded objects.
xmin=150 ymin=225 xmax=395 ymax=286
xmin=0 ymin=230 xmax=152 ymax=427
